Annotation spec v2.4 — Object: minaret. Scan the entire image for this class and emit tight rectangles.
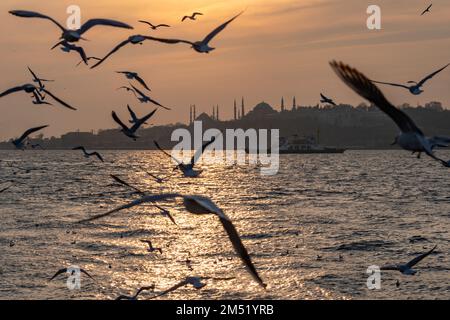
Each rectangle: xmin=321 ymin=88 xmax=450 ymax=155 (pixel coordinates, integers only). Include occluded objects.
xmin=190 ymin=105 xmax=193 ymax=124
xmin=193 ymin=105 xmax=197 ymax=121
xmin=281 ymin=97 xmax=285 ymax=112
xmin=216 ymin=105 xmax=219 ymax=121
xmin=234 ymin=99 xmax=237 ymax=120
xmin=238 ymin=109 xmax=241 ymax=120
xmin=212 ymin=106 xmax=216 ymax=120
xmin=241 ymin=97 xmax=245 ymax=118
xmin=293 ymin=97 xmax=297 ymax=110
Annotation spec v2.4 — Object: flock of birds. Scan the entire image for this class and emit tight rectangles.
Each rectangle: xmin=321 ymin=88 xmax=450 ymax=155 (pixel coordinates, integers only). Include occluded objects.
xmin=1 ymin=3 xmax=447 ymax=299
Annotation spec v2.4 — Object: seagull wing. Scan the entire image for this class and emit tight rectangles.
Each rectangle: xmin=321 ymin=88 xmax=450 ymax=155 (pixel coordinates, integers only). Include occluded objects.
xmin=77 ymin=194 xmax=181 ymax=223
xmin=154 ymin=141 xmax=183 ymax=165
xmin=27 ymin=67 xmax=40 ymax=84
xmin=0 ymin=86 xmax=26 ymax=98
xmin=0 ymin=185 xmax=11 ymax=194
xmin=134 ymin=74 xmax=151 ymax=91
xmin=49 ymin=268 xmax=67 ymax=281
xmin=132 ymin=108 xmax=157 ymax=131
xmin=330 ymin=61 xmax=423 ymax=134
xmin=92 ymin=152 xmax=104 ymax=162
xmin=72 ymin=146 xmax=87 ymax=153
xmin=79 ymin=19 xmax=133 ymax=35
xmin=18 ymin=125 xmax=48 ymax=144
xmin=155 ymin=24 xmax=170 ymax=28
xmin=73 ymin=45 xmax=89 ymax=65
xmin=417 ymin=64 xmax=450 ymax=87
xmin=150 ymin=280 xmax=188 ymax=299
xmin=138 ymin=20 xmax=154 ymax=27
xmin=142 ymin=35 xmax=194 ymax=46
xmin=112 ymin=111 xmax=130 ymax=131
xmin=80 ymin=269 xmax=95 ymax=280
xmin=130 ymin=84 xmax=169 ymax=109
xmin=127 ymin=105 xmax=139 ymax=122
xmin=380 ymin=265 xmax=400 ymax=271
xmin=9 ymin=10 xmax=65 ymax=32
xmin=371 ymin=80 xmax=410 ymax=90
xmin=110 ymin=174 xmax=144 ymax=195
xmin=202 ymin=11 xmax=244 ymax=45
xmin=91 ymin=38 xmax=132 ymax=69
xmin=41 ymin=89 xmax=77 ymax=110
xmin=190 ymin=137 xmax=216 ymax=166
xmin=320 ymin=93 xmax=328 ymax=100
xmin=406 ymin=245 xmax=437 ymax=268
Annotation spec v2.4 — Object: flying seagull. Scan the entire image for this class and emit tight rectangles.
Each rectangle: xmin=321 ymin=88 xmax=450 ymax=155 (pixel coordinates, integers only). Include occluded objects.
xmin=28 ymin=67 xmax=53 ymax=90
xmin=112 ymin=108 xmax=157 ymax=140
xmin=330 ymin=61 xmax=450 ymax=167
xmin=142 ymin=11 xmax=244 ymax=54
xmin=76 ymin=56 xmax=101 ymax=67
xmin=381 ymin=245 xmax=437 ymax=275
xmin=138 ymin=20 xmax=170 ymax=30
xmin=49 ymin=267 xmax=95 ymax=281
xmin=9 ymin=10 xmax=133 ymax=43
xmin=72 ymin=146 xmax=104 ymax=162
xmin=52 ymin=40 xmax=88 ymax=65
xmin=31 ymin=92 xmax=53 ymax=106
xmin=127 ymin=105 xmax=142 ymax=124
xmin=320 ymin=93 xmax=337 ymax=106
xmin=116 ymin=71 xmax=151 ymax=91
xmin=371 ymin=63 xmax=450 ymax=95
xmin=421 ymin=3 xmax=432 ymax=16
xmin=154 ymin=137 xmax=216 ymax=177
xmin=117 ymin=86 xmax=138 ymax=98
xmin=116 ymin=285 xmax=155 ymax=300
xmin=140 ymin=240 xmax=163 ymax=254
xmin=182 ymin=12 xmax=203 ymax=22
xmin=12 ymin=125 xmax=48 ymax=150
xmin=129 ymin=84 xmax=169 ymax=110
xmin=145 ymin=171 xmax=168 ymax=184
xmin=0 ymin=84 xmax=76 ymax=110
xmin=151 ymin=276 xmax=235 ymax=299
xmin=78 ymin=194 xmax=267 ymax=288
xmin=110 ymin=174 xmax=177 ymax=225
xmin=91 ymin=35 xmax=151 ymax=69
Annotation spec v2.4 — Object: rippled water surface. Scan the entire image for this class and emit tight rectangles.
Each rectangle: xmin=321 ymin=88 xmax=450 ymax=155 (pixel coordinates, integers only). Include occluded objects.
xmin=0 ymin=150 xmax=449 ymax=300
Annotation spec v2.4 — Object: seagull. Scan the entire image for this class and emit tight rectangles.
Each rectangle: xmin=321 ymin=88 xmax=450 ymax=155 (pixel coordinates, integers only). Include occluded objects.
xmin=330 ymin=61 xmax=450 ymax=168
xmin=140 ymin=240 xmax=163 ymax=254
xmin=9 ymin=10 xmax=133 ymax=44
xmin=151 ymin=276 xmax=235 ymax=299
xmin=52 ymin=40 xmax=88 ymax=65
xmin=31 ymin=92 xmax=53 ymax=106
xmin=127 ymin=105 xmax=143 ymax=124
xmin=72 ymin=146 xmax=104 ymax=162
xmin=138 ymin=20 xmax=170 ymax=30
xmin=91 ymin=35 xmax=152 ymax=69
xmin=77 ymin=194 xmax=267 ymax=288
xmin=49 ymin=267 xmax=95 ymax=281
xmin=143 ymin=11 xmax=244 ymax=54
xmin=129 ymin=84 xmax=169 ymax=110
xmin=28 ymin=67 xmax=53 ymax=90
xmin=320 ymin=93 xmax=337 ymax=106
xmin=116 ymin=285 xmax=155 ymax=300
xmin=371 ymin=63 xmax=449 ymax=95
xmin=0 ymin=83 xmax=76 ymax=110
xmin=182 ymin=12 xmax=204 ymax=22
xmin=112 ymin=108 xmax=157 ymax=140
xmin=117 ymin=86 xmax=138 ymax=98
xmin=154 ymin=137 xmax=216 ymax=177
xmin=0 ymin=185 xmax=11 ymax=194
xmin=109 ymin=174 xmax=177 ymax=225
xmin=76 ymin=56 xmax=101 ymax=67
xmin=421 ymin=3 xmax=432 ymax=16
xmin=145 ymin=171 xmax=168 ymax=184
xmin=381 ymin=245 xmax=437 ymax=275
xmin=12 ymin=125 xmax=48 ymax=150
xmin=116 ymin=71 xmax=151 ymax=91
xmin=27 ymin=141 xmax=45 ymax=150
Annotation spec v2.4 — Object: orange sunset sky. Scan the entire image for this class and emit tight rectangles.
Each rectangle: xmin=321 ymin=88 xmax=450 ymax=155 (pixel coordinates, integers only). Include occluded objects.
xmin=1 ymin=0 xmax=450 ymax=139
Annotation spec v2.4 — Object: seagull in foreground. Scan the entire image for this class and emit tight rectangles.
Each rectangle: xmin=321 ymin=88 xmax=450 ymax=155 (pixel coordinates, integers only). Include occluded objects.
xmin=142 ymin=11 xmax=244 ymax=54
xmin=0 ymin=83 xmax=76 ymax=110
xmin=140 ymin=240 xmax=163 ymax=254
xmin=154 ymin=137 xmax=216 ymax=177
xmin=9 ymin=10 xmax=133 ymax=44
xmin=116 ymin=71 xmax=151 ymax=91
xmin=182 ymin=12 xmax=203 ymax=22
xmin=72 ymin=146 xmax=104 ymax=162
xmin=76 ymin=56 xmax=101 ymax=67
xmin=129 ymin=84 xmax=169 ymax=110
xmin=320 ymin=93 xmax=337 ymax=106
xmin=116 ymin=285 xmax=155 ymax=300
xmin=151 ymin=277 xmax=234 ymax=299
xmin=28 ymin=67 xmax=53 ymax=90
xmin=381 ymin=245 xmax=437 ymax=275
xmin=52 ymin=40 xmax=88 ymax=65
xmin=371 ymin=63 xmax=449 ymax=95
xmin=12 ymin=125 xmax=48 ymax=150
xmin=138 ymin=20 xmax=170 ymax=30
xmin=77 ymin=194 xmax=266 ymax=288
xmin=127 ymin=105 xmax=143 ymax=124
xmin=109 ymin=174 xmax=177 ymax=225
xmin=112 ymin=108 xmax=157 ymax=140
xmin=421 ymin=3 xmax=432 ymax=16
xmin=49 ymin=267 xmax=95 ymax=281
xmin=330 ymin=61 xmax=450 ymax=168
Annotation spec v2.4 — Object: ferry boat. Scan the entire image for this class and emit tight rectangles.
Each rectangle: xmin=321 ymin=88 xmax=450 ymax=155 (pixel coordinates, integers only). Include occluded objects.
xmin=279 ymin=135 xmax=346 ymax=154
